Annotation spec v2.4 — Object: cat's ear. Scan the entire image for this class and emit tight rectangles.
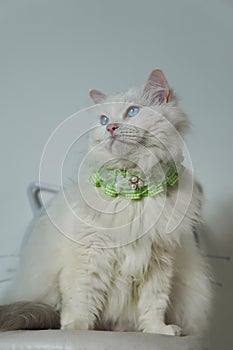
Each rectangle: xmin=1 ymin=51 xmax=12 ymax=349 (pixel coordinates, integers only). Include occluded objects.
xmin=143 ymin=69 xmax=170 ymax=104
xmin=89 ymin=89 xmax=107 ymax=104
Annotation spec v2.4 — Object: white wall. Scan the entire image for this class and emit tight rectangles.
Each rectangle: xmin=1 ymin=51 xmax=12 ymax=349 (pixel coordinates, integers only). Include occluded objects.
xmin=0 ymin=0 xmax=232 ymax=348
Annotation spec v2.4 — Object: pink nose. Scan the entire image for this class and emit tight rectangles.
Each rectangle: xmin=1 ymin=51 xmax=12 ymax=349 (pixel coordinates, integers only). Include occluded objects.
xmin=106 ymin=123 xmax=119 ymax=135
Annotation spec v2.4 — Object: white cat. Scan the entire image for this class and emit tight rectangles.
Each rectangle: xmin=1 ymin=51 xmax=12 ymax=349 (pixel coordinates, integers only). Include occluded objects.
xmin=0 ymin=69 xmax=212 ymax=335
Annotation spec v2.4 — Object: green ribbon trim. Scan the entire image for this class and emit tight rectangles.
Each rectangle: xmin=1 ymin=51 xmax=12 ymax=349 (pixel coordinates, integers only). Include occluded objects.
xmin=90 ymin=165 xmax=183 ymax=200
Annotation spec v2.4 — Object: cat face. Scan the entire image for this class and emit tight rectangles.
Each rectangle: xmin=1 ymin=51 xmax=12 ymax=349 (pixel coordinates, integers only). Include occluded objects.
xmin=89 ymin=70 xmax=188 ymax=170
xmin=91 ymin=102 xmax=165 ymax=157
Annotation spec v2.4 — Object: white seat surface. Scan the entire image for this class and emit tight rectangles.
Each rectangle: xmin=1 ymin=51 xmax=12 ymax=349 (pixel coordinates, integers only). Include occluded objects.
xmin=0 ymin=330 xmax=203 ymax=350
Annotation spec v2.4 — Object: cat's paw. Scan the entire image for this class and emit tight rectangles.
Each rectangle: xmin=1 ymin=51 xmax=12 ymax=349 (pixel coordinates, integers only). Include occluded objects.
xmin=61 ymin=319 xmax=89 ymax=330
xmin=160 ymin=324 xmax=183 ymax=336
xmin=143 ymin=324 xmax=182 ymax=336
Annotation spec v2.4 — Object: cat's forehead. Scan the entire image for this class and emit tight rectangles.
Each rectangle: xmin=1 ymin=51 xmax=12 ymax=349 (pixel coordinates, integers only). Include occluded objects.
xmin=106 ymin=87 xmax=142 ymax=104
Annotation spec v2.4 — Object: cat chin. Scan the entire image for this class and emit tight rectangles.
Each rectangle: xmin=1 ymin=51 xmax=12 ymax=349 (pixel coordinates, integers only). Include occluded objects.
xmin=104 ymin=158 xmax=139 ymax=170
xmin=91 ymin=141 xmax=164 ymax=173
xmin=106 ymin=138 xmax=135 ymax=157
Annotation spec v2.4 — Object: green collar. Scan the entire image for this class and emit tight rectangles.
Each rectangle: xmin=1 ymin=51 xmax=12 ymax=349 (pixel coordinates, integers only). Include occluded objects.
xmin=89 ymin=164 xmax=183 ymax=200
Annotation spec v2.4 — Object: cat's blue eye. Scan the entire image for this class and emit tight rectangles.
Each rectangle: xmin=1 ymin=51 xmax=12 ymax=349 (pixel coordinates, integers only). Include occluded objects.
xmin=126 ymin=106 xmax=140 ymax=118
xmin=100 ymin=115 xmax=109 ymax=125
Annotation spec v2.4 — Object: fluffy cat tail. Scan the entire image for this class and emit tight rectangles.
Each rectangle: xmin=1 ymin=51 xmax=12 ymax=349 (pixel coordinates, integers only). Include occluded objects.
xmin=0 ymin=302 xmax=60 ymax=331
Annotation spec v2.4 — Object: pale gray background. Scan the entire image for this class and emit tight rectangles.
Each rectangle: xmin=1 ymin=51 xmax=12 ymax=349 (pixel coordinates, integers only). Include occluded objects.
xmin=0 ymin=0 xmax=232 ymax=349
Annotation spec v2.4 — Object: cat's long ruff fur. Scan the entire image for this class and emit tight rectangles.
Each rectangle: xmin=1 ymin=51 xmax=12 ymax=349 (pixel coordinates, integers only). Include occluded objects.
xmin=1 ymin=70 xmax=212 ymax=335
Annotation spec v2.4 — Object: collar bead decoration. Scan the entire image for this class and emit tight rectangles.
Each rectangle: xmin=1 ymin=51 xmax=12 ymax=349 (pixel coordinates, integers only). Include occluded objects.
xmin=129 ymin=176 xmax=144 ymax=190
xmin=89 ymin=165 xmax=183 ymax=200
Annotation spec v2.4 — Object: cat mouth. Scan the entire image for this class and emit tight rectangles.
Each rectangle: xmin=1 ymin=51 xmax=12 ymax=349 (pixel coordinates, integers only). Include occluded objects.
xmin=109 ymin=135 xmax=138 ymax=146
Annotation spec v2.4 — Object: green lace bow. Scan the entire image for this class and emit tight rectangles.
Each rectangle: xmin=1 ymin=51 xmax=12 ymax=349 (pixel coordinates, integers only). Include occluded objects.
xmin=89 ymin=165 xmax=183 ymax=200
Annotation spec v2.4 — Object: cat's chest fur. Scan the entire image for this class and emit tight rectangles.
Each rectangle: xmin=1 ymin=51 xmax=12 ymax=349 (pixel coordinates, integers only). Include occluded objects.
xmin=96 ymin=238 xmax=158 ymax=331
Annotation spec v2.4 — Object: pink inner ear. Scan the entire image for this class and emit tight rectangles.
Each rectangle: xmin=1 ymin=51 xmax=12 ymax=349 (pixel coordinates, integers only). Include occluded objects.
xmin=89 ymin=89 xmax=107 ymax=104
xmin=144 ymin=69 xmax=170 ymax=103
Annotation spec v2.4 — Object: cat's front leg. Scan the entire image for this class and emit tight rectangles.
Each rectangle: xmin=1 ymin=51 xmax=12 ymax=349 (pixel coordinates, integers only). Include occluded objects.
xmin=59 ymin=248 xmax=113 ymax=330
xmin=59 ymin=263 xmax=94 ymax=330
xmin=137 ymin=254 xmax=182 ymax=336
xmin=61 ymin=306 xmax=90 ymax=331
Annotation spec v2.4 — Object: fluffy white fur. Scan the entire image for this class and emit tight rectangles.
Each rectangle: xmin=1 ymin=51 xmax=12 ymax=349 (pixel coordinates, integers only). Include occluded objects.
xmin=2 ymin=69 xmax=212 ymax=335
